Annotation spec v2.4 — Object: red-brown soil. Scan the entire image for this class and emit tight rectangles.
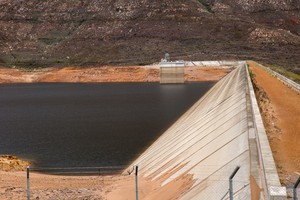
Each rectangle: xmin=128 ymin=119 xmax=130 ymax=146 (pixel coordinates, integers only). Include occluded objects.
xmin=184 ymin=67 xmax=233 ymax=82
xmin=0 ymin=66 xmax=232 ymax=83
xmin=249 ymin=61 xmax=300 ymax=186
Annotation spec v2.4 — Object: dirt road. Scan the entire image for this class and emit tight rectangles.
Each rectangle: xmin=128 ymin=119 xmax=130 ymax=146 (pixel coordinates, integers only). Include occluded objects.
xmin=249 ymin=61 xmax=300 ymax=186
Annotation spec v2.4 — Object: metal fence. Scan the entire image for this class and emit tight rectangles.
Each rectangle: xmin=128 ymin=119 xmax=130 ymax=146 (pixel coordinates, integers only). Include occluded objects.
xmin=3 ymin=165 xmax=293 ymax=199
xmin=287 ymin=176 xmax=300 ymax=200
xmin=254 ymin=62 xmax=300 ymax=94
xmin=23 ymin=165 xmax=249 ymax=200
xmin=25 ymin=165 xmax=128 ymax=200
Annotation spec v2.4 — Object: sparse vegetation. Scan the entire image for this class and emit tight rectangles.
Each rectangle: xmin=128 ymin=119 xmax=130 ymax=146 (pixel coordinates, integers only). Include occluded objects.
xmin=233 ymin=25 xmax=243 ymax=39
xmin=266 ymin=64 xmax=300 ymax=84
xmin=247 ymin=64 xmax=256 ymax=79
xmin=0 ymin=0 xmax=300 ymax=72
xmin=197 ymin=0 xmax=214 ymax=13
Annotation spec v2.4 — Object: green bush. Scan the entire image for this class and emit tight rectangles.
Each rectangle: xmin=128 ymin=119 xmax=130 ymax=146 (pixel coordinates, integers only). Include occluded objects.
xmin=198 ymin=0 xmax=214 ymax=13
xmin=247 ymin=64 xmax=256 ymax=79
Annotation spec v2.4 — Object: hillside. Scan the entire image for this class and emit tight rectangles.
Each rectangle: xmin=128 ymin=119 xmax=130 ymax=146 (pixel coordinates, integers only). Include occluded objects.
xmin=0 ymin=0 xmax=300 ymax=73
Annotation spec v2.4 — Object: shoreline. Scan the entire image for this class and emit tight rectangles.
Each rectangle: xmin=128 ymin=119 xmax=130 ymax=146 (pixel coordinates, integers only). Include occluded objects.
xmin=0 ymin=155 xmax=192 ymax=200
xmin=0 ymin=66 xmax=233 ymax=84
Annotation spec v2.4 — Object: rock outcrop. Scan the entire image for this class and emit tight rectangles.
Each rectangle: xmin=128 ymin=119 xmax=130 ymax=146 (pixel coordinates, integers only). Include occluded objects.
xmin=0 ymin=155 xmax=30 ymax=171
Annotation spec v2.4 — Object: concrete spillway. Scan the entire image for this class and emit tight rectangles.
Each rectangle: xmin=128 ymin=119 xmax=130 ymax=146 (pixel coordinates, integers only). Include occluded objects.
xmin=126 ymin=63 xmax=286 ymax=199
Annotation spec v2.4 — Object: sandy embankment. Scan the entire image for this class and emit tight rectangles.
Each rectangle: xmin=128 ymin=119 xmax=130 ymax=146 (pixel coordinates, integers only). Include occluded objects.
xmin=0 ymin=155 xmax=193 ymax=200
xmin=0 ymin=66 xmax=232 ymax=83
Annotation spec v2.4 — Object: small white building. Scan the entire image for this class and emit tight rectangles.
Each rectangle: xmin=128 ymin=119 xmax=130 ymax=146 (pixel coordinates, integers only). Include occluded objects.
xmin=159 ymin=54 xmax=185 ymax=84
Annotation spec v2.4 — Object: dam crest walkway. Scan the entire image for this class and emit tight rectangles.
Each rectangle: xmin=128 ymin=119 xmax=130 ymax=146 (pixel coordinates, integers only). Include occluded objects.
xmin=126 ymin=64 xmax=285 ymax=200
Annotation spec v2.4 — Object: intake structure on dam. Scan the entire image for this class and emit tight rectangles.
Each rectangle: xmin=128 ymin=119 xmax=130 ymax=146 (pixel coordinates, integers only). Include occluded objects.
xmin=126 ymin=63 xmax=286 ymax=200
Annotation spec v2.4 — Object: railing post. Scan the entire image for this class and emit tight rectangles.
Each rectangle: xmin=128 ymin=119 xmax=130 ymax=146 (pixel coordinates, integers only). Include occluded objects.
xmin=229 ymin=166 xmax=240 ymax=200
xmin=26 ymin=166 xmax=30 ymax=200
xmin=135 ymin=165 xmax=139 ymax=200
xmin=294 ymin=176 xmax=300 ymax=200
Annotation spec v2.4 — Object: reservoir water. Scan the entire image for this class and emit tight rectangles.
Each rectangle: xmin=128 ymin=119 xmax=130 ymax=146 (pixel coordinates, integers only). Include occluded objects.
xmin=0 ymin=82 xmax=214 ymax=170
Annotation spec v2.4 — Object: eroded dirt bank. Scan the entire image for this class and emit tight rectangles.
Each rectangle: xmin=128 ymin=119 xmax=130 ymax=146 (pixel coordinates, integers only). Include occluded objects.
xmin=249 ymin=61 xmax=300 ymax=187
xmin=0 ymin=155 xmax=30 ymax=172
xmin=0 ymin=66 xmax=232 ymax=83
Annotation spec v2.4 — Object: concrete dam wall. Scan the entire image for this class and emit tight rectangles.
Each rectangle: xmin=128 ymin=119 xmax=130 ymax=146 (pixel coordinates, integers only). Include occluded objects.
xmin=126 ymin=63 xmax=285 ymax=199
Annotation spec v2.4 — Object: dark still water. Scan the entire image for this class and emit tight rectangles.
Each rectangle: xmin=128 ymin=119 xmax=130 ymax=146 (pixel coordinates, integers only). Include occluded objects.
xmin=0 ymin=82 xmax=213 ymax=169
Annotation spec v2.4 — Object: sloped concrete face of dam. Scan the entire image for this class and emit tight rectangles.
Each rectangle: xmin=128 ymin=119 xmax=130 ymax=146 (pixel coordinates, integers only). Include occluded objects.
xmin=126 ymin=63 xmax=286 ymax=199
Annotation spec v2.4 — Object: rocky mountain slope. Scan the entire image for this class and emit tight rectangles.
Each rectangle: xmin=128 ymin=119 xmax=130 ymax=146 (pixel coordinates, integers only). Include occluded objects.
xmin=0 ymin=0 xmax=300 ymax=73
